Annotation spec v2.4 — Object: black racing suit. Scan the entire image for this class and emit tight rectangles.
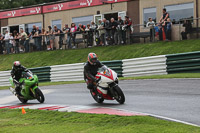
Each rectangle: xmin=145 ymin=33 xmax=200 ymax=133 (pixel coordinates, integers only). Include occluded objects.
xmin=84 ymin=60 xmax=103 ymax=90
xmin=11 ymin=66 xmax=29 ymax=95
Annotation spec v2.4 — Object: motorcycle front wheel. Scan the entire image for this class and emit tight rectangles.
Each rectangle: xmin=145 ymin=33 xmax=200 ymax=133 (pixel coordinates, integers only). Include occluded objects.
xmin=17 ymin=96 xmax=28 ymax=104
xmin=113 ymin=85 xmax=125 ymax=104
xmin=35 ymin=88 xmax=45 ymax=103
xmin=90 ymin=90 xmax=104 ymax=103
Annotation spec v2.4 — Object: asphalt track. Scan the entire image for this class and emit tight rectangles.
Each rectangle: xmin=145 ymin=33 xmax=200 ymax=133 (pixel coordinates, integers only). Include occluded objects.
xmin=0 ymin=79 xmax=200 ymax=126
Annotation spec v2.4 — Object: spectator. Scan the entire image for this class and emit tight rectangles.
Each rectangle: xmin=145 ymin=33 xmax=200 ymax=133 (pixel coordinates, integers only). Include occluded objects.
xmin=97 ymin=19 xmax=106 ymax=46
xmin=154 ymin=24 xmax=160 ymax=41
xmin=163 ymin=18 xmax=172 ymax=41
xmin=146 ymin=17 xmax=155 ymax=42
xmin=0 ymin=33 xmax=4 ymax=54
xmin=9 ymin=33 xmax=14 ymax=53
xmin=77 ymin=23 xmax=86 ymax=33
xmin=63 ymin=24 xmax=71 ymax=49
xmin=159 ymin=8 xmax=170 ymax=24
xmin=110 ymin=18 xmax=118 ymax=45
xmin=69 ymin=23 xmax=77 ymax=49
xmin=85 ymin=24 xmax=93 ymax=47
xmin=29 ymin=25 xmax=37 ymax=50
xmin=36 ymin=26 xmax=42 ymax=51
xmin=90 ymin=21 xmax=98 ymax=46
xmin=77 ymin=23 xmax=86 ymax=44
xmin=124 ymin=16 xmax=132 ymax=44
xmin=19 ymin=28 xmax=29 ymax=52
xmin=4 ymin=30 xmax=10 ymax=54
xmin=102 ymin=18 xmax=110 ymax=45
xmin=53 ymin=25 xmax=64 ymax=49
xmin=47 ymin=26 xmax=54 ymax=50
xmin=159 ymin=8 xmax=170 ymax=39
xmin=117 ymin=16 xmax=124 ymax=45
xmin=13 ymin=30 xmax=19 ymax=53
xmin=181 ymin=20 xmax=192 ymax=40
xmin=41 ymin=28 xmax=47 ymax=50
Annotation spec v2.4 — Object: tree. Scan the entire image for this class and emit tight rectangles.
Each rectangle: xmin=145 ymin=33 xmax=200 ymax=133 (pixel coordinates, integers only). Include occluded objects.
xmin=0 ymin=0 xmax=63 ymax=10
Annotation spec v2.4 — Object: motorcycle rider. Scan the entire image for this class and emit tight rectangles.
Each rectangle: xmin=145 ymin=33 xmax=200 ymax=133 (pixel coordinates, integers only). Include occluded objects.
xmin=84 ymin=53 xmax=104 ymax=94
xmin=11 ymin=61 xmax=29 ymax=95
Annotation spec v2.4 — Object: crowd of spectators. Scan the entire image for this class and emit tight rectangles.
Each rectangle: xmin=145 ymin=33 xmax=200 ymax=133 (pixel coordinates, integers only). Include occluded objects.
xmin=0 ymin=8 xmax=196 ymax=55
xmin=0 ymin=15 xmax=133 ymax=54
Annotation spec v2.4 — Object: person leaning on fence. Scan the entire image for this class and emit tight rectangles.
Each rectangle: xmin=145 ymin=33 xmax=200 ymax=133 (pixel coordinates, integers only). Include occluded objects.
xmin=9 ymin=33 xmax=15 ymax=53
xmin=85 ymin=24 xmax=93 ymax=47
xmin=97 ymin=19 xmax=106 ymax=46
xmin=63 ymin=24 xmax=71 ymax=49
xmin=110 ymin=18 xmax=118 ymax=45
xmin=117 ymin=16 xmax=124 ymax=45
xmin=19 ymin=28 xmax=29 ymax=53
xmin=0 ymin=33 xmax=4 ymax=54
xmin=146 ymin=17 xmax=155 ymax=42
xmin=102 ymin=18 xmax=110 ymax=45
xmin=29 ymin=25 xmax=37 ymax=50
xmin=13 ymin=30 xmax=19 ymax=53
xmin=124 ymin=16 xmax=132 ymax=44
xmin=69 ymin=23 xmax=77 ymax=49
xmin=41 ymin=28 xmax=47 ymax=50
xmin=53 ymin=25 xmax=64 ymax=50
xmin=181 ymin=20 xmax=192 ymax=40
xmin=47 ymin=26 xmax=54 ymax=50
xmin=4 ymin=30 xmax=11 ymax=54
xmin=90 ymin=21 xmax=98 ymax=46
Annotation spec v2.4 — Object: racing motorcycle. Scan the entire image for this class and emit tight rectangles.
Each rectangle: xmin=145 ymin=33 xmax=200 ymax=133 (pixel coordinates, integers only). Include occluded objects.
xmin=90 ymin=66 xmax=125 ymax=104
xmin=9 ymin=71 xmax=45 ymax=104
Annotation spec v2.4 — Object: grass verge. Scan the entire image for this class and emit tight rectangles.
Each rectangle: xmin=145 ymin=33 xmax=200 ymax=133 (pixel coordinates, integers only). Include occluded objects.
xmin=0 ymin=109 xmax=199 ymax=133
xmin=0 ymin=39 xmax=200 ymax=71
xmin=1 ymin=73 xmax=200 ymax=90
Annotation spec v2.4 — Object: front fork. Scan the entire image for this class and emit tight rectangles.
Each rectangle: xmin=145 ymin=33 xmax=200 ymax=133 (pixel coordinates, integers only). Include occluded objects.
xmin=109 ymin=82 xmax=118 ymax=98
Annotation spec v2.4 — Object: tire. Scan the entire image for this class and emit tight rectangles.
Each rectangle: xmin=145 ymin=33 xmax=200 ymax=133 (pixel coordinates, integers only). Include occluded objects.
xmin=113 ymin=85 xmax=125 ymax=104
xmin=90 ymin=90 xmax=104 ymax=103
xmin=35 ymin=88 xmax=45 ymax=103
xmin=17 ymin=96 xmax=28 ymax=104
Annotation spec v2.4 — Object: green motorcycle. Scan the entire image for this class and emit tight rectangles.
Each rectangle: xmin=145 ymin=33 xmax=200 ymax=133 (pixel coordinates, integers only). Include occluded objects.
xmin=9 ymin=71 xmax=45 ymax=104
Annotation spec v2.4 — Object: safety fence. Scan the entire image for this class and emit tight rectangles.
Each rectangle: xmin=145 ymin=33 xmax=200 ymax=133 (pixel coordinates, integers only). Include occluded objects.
xmin=122 ymin=55 xmax=167 ymax=77
xmin=50 ymin=60 xmax=123 ymax=82
xmin=0 ymin=51 xmax=200 ymax=86
xmin=166 ymin=51 xmax=200 ymax=74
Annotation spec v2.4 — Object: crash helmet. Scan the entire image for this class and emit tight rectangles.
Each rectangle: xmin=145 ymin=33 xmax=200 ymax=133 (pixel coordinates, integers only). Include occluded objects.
xmin=13 ymin=61 xmax=21 ymax=70
xmin=88 ymin=53 xmax=98 ymax=65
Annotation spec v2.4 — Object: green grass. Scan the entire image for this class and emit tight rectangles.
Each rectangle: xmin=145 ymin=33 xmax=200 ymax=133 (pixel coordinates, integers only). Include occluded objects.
xmin=0 ymin=109 xmax=199 ymax=133
xmin=1 ymin=73 xmax=200 ymax=90
xmin=0 ymin=39 xmax=200 ymax=71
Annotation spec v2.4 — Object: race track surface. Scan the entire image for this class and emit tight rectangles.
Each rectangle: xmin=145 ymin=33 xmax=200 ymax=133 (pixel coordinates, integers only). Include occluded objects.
xmin=0 ymin=79 xmax=199 ymax=126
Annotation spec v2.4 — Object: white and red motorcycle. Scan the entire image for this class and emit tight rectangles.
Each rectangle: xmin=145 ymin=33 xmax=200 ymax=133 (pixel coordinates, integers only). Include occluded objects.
xmin=90 ymin=66 xmax=125 ymax=104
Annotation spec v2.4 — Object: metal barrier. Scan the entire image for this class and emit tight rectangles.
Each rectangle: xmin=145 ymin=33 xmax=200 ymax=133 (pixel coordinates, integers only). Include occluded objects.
xmin=0 ymin=71 xmax=11 ymax=86
xmin=166 ymin=51 xmax=200 ymax=74
xmin=50 ymin=63 xmax=84 ymax=82
xmin=122 ymin=55 xmax=167 ymax=77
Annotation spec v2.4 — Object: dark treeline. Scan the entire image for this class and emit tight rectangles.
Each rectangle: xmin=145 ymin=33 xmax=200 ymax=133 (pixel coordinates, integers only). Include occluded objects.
xmin=0 ymin=0 xmax=66 ymax=10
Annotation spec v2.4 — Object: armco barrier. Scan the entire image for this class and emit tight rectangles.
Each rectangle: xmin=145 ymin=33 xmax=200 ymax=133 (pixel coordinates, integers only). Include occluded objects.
xmin=122 ymin=55 xmax=167 ymax=77
xmin=166 ymin=51 xmax=200 ymax=74
xmin=0 ymin=66 xmax=51 ymax=86
xmin=50 ymin=63 xmax=84 ymax=82
xmin=102 ymin=60 xmax=123 ymax=77
xmin=29 ymin=66 xmax=51 ymax=82
xmin=50 ymin=61 xmax=123 ymax=82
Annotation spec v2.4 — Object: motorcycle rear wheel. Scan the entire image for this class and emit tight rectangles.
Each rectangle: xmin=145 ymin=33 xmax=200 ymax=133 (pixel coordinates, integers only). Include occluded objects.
xmin=113 ymin=85 xmax=125 ymax=104
xmin=90 ymin=90 xmax=104 ymax=103
xmin=35 ymin=88 xmax=45 ymax=103
xmin=17 ymin=96 xmax=28 ymax=104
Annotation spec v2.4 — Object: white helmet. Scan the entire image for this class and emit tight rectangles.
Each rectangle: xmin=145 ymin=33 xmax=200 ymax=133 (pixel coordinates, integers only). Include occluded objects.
xmin=13 ymin=61 xmax=21 ymax=69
